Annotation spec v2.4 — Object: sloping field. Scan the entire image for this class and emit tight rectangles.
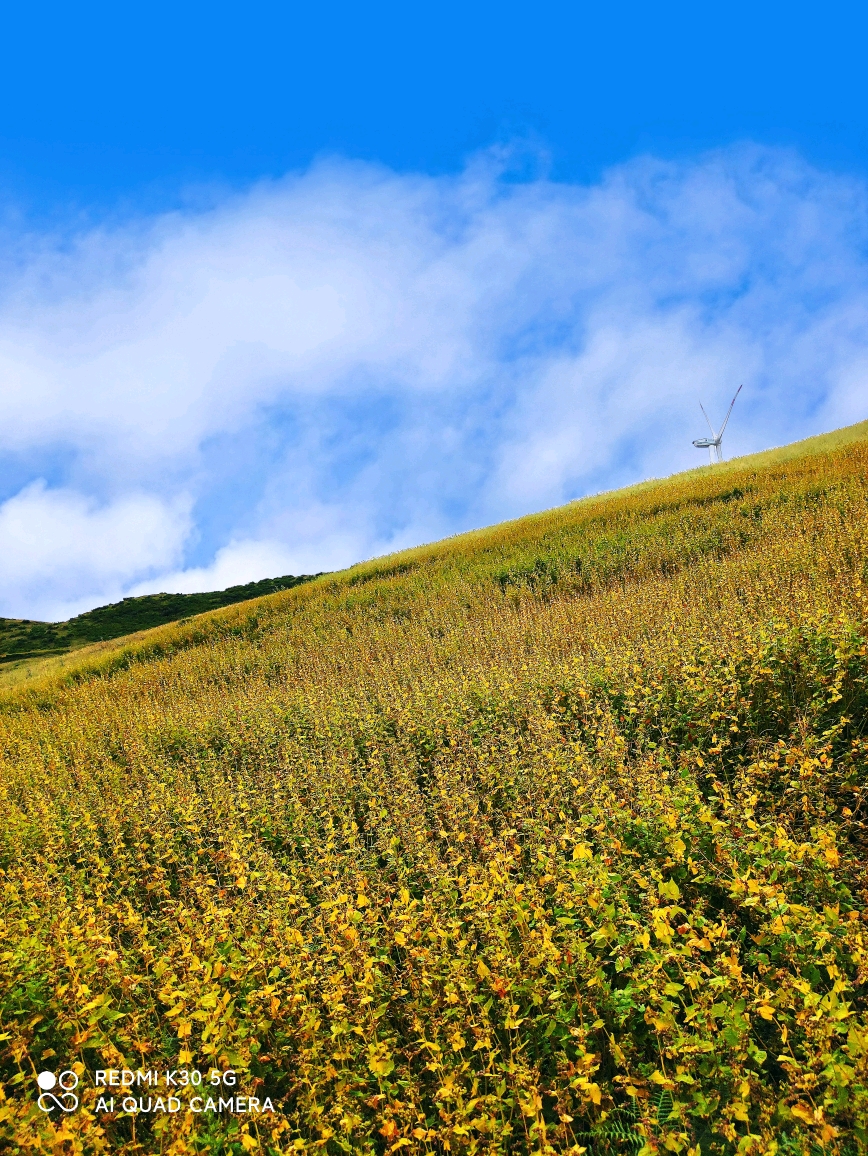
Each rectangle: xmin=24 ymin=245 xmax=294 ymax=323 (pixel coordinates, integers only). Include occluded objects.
xmin=1 ymin=425 xmax=867 ymax=1155
xmin=0 ymin=574 xmax=319 ymax=672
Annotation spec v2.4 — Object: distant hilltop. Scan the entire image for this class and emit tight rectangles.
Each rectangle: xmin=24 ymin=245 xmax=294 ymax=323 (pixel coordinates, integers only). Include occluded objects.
xmin=0 ymin=573 xmax=322 ymax=667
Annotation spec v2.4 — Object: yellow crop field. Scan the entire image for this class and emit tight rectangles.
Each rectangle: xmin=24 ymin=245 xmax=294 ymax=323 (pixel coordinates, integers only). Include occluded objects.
xmin=1 ymin=427 xmax=867 ymax=1155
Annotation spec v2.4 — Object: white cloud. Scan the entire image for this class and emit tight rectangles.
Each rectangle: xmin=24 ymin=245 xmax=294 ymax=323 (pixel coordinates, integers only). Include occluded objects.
xmin=1 ymin=144 xmax=867 ymax=618
xmin=131 ymin=534 xmax=336 ymax=597
xmin=0 ymin=482 xmax=191 ymax=620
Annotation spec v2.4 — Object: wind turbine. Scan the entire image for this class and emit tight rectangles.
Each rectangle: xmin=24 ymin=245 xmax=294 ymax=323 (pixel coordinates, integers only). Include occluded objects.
xmin=693 ymin=384 xmax=742 ymax=464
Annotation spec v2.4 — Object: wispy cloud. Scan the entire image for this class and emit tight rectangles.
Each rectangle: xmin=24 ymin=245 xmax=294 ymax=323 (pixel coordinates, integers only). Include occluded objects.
xmin=1 ymin=144 xmax=867 ymax=619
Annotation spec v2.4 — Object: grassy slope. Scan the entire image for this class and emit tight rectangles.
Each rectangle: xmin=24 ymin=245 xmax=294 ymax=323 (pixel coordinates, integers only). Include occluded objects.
xmin=5 ymin=418 xmax=866 ymax=692
xmin=1 ymin=420 xmax=867 ymax=1155
xmin=0 ymin=573 xmax=320 ymax=671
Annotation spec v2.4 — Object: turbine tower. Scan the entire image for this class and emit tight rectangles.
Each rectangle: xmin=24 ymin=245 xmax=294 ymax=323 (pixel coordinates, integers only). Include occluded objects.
xmin=693 ymin=384 xmax=742 ymax=463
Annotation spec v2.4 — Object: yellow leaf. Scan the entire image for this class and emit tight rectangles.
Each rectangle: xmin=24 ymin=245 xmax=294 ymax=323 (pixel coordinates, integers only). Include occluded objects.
xmin=790 ymin=1103 xmax=816 ymax=1123
xmin=650 ymin=1070 xmax=675 ymax=1087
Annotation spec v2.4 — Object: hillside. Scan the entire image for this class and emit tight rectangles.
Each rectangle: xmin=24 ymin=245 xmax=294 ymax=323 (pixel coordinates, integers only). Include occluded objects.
xmin=0 ymin=573 xmax=320 ymax=668
xmin=1 ymin=423 xmax=867 ymax=1155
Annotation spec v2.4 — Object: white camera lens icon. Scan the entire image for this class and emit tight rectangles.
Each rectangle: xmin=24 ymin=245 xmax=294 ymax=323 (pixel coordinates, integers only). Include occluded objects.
xmin=36 ymin=1070 xmax=79 ymax=1112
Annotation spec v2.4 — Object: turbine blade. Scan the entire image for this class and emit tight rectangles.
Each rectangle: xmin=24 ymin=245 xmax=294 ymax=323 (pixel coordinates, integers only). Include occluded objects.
xmin=699 ymin=401 xmax=716 ymax=437
xmin=717 ymin=383 xmax=743 ymax=439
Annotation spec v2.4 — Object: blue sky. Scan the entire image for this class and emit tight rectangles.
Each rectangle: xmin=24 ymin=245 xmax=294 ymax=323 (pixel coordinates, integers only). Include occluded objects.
xmin=3 ymin=1 xmax=867 ymax=207
xmin=1 ymin=2 xmax=868 ymax=618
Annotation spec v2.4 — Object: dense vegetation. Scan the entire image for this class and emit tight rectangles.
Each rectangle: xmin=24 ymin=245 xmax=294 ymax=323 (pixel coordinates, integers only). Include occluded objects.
xmin=0 ymin=574 xmax=320 ymax=667
xmin=1 ymin=426 xmax=867 ymax=1155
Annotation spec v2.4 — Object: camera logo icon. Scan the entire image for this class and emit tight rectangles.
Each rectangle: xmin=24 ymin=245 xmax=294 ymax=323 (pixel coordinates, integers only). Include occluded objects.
xmin=36 ymin=1070 xmax=79 ymax=1113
